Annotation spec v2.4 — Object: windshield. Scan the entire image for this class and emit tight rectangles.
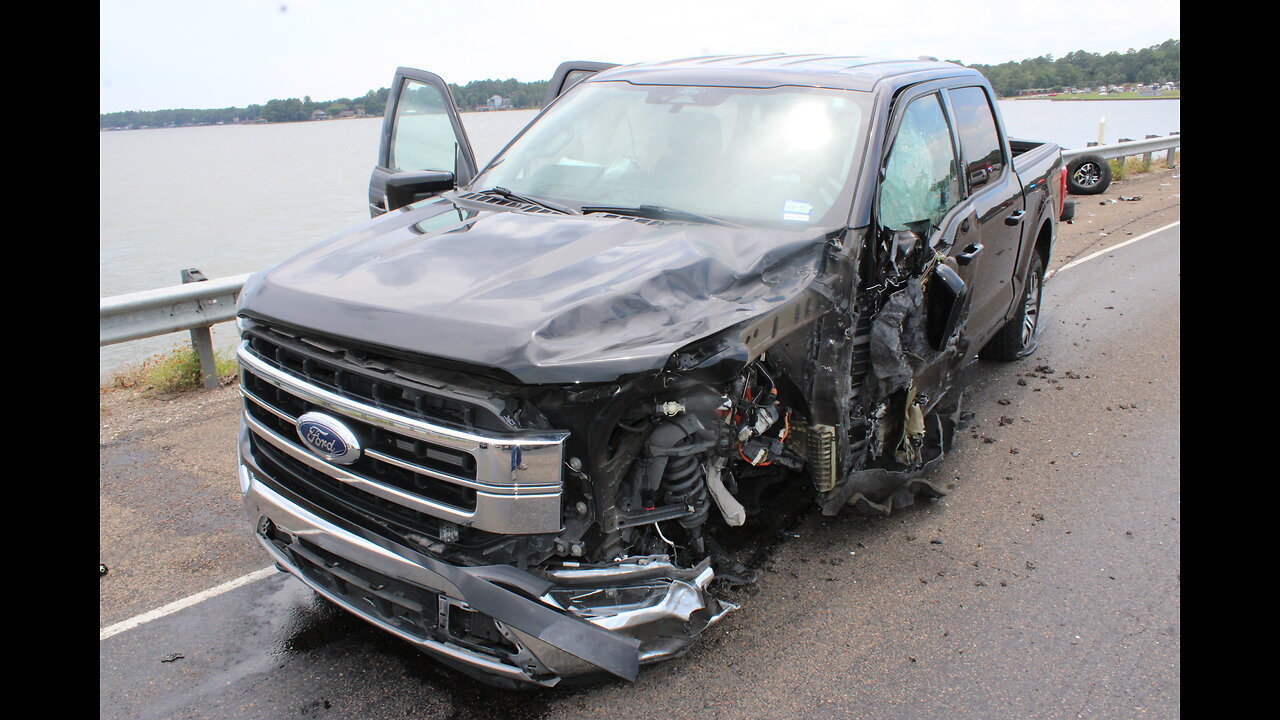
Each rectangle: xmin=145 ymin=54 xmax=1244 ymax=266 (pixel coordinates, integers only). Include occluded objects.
xmin=473 ymin=82 xmax=872 ymax=228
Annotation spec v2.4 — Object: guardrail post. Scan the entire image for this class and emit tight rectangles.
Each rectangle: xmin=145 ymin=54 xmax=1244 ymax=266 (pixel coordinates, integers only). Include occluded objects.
xmin=181 ymin=268 xmax=219 ymax=390
xmin=1143 ymin=135 xmax=1158 ymax=168
xmin=1167 ymin=131 xmax=1179 ymax=167
xmin=1116 ymin=138 xmax=1133 ymax=166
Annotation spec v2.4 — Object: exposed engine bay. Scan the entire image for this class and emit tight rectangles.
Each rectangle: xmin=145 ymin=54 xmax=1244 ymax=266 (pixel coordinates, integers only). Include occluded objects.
xmin=527 ymin=222 xmax=967 ymax=580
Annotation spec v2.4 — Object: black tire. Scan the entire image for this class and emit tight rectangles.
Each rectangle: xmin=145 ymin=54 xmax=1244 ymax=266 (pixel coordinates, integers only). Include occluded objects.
xmin=980 ymin=252 xmax=1044 ymax=361
xmin=1066 ymin=154 xmax=1111 ymax=195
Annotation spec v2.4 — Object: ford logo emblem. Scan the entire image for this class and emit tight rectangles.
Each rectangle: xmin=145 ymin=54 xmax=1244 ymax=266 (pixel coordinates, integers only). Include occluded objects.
xmin=296 ymin=412 xmax=361 ymax=465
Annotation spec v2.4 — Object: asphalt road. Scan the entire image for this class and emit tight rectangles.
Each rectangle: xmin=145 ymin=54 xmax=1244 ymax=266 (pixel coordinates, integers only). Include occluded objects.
xmin=100 ymin=171 xmax=1180 ymax=719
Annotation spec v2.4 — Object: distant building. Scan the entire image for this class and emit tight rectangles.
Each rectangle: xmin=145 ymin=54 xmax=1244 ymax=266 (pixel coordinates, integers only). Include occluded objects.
xmin=487 ymin=94 xmax=508 ymax=110
xmin=310 ymin=109 xmax=328 ymax=120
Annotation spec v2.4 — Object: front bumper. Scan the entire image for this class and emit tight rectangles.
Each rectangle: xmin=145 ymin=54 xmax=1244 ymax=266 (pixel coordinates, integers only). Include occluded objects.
xmin=240 ymin=433 xmax=735 ymax=688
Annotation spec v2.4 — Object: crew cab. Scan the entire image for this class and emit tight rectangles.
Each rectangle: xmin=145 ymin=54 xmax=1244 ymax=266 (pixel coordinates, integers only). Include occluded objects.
xmin=235 ymin=54 xmax=1073 ymax=688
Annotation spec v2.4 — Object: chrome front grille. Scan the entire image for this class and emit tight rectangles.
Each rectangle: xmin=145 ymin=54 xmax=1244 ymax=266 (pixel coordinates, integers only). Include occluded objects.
xmin=237 ymin=339 xmax=567 ymax=535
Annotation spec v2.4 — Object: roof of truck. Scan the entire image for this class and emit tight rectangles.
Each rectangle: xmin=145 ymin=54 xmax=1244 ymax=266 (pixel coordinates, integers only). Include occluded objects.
xmin=590 ymin=53 xmax=982 ymax=93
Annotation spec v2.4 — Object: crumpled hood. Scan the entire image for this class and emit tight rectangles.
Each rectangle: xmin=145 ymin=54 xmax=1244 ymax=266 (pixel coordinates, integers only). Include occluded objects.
xmin=239 ymin=198 xmax=829 ymax=384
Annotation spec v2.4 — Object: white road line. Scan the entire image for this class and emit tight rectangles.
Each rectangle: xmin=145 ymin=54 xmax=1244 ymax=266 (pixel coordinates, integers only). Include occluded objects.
xmin=100 ymin=565 xmax=277 ymax=641
xmin=1046 ymin=220 xmax=1179 ymax=280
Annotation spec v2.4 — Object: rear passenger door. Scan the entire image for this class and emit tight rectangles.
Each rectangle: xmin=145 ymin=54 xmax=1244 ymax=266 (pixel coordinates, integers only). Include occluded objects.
xmin=942 ymin=84 xmax=1025 ymax=334
xmin=368 ymin=68 xmax=479 ymax=216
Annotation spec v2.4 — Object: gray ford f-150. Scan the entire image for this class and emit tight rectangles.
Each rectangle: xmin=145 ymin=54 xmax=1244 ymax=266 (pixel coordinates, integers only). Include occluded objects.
xmin=235 ymin=54 xmax=1075 ymax=688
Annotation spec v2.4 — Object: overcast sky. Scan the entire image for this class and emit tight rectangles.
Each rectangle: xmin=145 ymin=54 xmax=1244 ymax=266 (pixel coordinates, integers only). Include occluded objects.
xmin=100 ymin=0 xmax=1180 ymax=113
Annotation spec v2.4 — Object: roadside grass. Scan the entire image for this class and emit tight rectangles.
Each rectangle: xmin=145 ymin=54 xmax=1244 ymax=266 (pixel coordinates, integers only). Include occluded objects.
xmin=110 ymin=345 xmax=238 ymax=395
xmin=1109 ymin=149 xmax=1180 ymax=182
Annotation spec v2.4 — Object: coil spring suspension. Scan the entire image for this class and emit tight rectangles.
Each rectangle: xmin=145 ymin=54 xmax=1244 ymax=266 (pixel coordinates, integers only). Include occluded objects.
xmin=637 ymin=415 xmax=713 ymax=557
xmin=662 ymin=450 xmax=710 ymax=531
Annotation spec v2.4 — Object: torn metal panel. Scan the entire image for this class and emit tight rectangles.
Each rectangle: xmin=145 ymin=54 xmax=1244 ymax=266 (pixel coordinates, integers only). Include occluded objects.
xmin=542 ymin=557 xmax=737 ymax=664
xmin=865 ymin=282 xmax=935 ymax=399
xmin=819 ymin=395 xmax=963 ymax=515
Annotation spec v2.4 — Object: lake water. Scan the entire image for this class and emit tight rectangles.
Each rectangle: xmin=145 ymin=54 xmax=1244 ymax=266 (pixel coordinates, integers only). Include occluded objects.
xmin=99 ymin=99 xmax=1178 ymax=381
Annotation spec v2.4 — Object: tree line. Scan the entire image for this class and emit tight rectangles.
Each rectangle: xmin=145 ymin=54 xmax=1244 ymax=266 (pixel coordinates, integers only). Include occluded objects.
xmin=101 ymin=41 xmax=1179 ymax=129
xmin=963 ymin=39 xmax=1179 ymax=97
xmin=99 ymin=77 xmax=550 ymax=129
xmin=100 ymin=87 xmax=394 ymax=129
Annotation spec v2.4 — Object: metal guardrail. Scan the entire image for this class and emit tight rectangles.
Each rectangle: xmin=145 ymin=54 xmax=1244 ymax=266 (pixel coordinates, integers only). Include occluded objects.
xmin=100 ymin=270 xmax=252 ymax=389
xmin=1063 ymin=133 xmax=1180 ymax=166
xmin=100 ymin=133 xmax=1181 ymax=387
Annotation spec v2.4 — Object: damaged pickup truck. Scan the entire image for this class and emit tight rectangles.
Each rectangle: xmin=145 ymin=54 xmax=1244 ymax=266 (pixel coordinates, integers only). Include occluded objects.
xmin=235 ymin=54 xmax=1075 ymax=687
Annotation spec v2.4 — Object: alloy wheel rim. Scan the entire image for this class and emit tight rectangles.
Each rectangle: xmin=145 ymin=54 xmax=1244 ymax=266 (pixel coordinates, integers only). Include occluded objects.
xmin=1073 ymin=162 xmax=1101 ymax=187
xmin=1021 ymin=272 xmax=1041 ymax=346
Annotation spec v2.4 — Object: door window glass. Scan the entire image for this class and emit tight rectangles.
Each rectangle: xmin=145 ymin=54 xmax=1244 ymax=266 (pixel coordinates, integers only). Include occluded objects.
xmin=389 ymin=80 xmax=457 ymax=173
xmin=878 ymin=93 xmax=960 ymax=231
xmin=948 ymin=86 xmax=1004 ymax=190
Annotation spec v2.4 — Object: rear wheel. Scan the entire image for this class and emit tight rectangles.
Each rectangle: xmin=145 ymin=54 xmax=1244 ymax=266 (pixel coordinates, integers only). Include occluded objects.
xmin=980 ymin=253 xmax=1044 ymax=361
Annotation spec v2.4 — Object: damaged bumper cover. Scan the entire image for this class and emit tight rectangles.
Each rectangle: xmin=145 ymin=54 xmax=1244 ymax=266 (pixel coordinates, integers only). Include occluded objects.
xmin=240 ymin=460 xmax=735 ymax=688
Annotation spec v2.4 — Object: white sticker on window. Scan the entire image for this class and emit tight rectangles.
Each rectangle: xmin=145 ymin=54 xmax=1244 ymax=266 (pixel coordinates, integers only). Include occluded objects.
xmin=783 ymin=200 xmax=812 ymax=221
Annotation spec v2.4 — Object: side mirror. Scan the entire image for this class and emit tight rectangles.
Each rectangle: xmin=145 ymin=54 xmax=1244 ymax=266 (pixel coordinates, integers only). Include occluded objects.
xmin=383 ymin=170 xmax=456 ymax=211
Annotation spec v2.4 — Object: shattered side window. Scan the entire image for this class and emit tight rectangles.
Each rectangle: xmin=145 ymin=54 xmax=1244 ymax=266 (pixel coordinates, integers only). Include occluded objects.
xmin=877 ymin=93 xmax=960 ymax=232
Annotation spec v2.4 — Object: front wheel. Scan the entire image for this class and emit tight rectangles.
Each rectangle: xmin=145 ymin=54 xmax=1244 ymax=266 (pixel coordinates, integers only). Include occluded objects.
xmin=980 ymin=253 xmax=1044 ymax=361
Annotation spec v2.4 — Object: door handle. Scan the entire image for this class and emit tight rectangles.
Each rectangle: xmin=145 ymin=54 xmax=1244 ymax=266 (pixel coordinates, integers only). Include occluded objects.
xmin=956 ymin=242 xmax=983 ymax=266
xmin=1005 ymin=210 xmax=1026 ymax=226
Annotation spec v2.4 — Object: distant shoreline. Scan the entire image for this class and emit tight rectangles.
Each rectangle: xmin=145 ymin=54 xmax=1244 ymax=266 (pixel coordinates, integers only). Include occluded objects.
xmin=1005 ymin=92 xmax=1180 ymax=102
xmin=100 ymin=107 xmax=539 ymax=131
xmin=1048 ymin=96 xmax=1180 ymax=101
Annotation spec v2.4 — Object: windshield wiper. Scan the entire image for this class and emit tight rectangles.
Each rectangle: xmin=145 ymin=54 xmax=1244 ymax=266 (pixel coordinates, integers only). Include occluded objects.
xmin=580 ymin=204 xmax=738 ymax=227
xmin=479 ymin=187 xmax=576 ymax=215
